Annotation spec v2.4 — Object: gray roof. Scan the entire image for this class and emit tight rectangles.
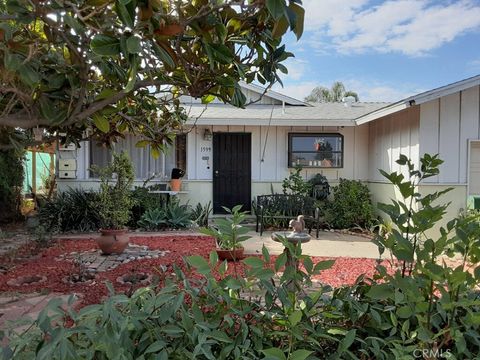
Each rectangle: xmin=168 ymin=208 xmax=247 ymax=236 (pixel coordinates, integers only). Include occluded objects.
xmin=185 ymin=102 xmax=390 ymax=126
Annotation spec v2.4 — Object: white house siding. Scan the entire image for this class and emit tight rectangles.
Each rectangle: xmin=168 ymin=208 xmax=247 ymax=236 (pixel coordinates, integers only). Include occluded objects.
xmin=419 ymin=86 xmax=480 ymax=185
xmin=182 ymin=124 xmax=370 ymax=205
xmin=367 ymin=106 xmax=420 ymax=182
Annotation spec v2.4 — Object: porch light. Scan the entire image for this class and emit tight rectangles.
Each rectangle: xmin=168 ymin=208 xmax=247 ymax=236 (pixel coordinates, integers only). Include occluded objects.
xmin=203 ymin=128 xmax=213 ymax=141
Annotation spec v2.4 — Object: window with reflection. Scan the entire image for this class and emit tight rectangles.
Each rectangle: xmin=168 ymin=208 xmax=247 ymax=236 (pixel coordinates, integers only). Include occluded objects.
xmin=288 ymin=133 xmax=343 ymax=168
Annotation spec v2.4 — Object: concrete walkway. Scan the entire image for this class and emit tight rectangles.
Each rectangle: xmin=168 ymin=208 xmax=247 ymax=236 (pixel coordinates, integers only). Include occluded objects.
xmin=243 ymin=230 xmax=381 ymax=259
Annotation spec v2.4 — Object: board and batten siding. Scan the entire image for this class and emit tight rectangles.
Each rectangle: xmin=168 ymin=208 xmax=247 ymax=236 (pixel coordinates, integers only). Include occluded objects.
xmin=367 ymin=106 xmax=420 ymax=182
xmin=186 ymin=124 xmax=370 ymax=183
xmin=419 ymin=86 xmax=480 ymax=185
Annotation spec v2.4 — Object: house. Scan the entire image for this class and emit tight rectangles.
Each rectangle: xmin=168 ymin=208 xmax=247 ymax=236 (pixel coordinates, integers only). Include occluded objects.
xmin=56 ymin=82 xmax=387 ymax=213
xmin=57 ymin=75 xmax=480 ymax=225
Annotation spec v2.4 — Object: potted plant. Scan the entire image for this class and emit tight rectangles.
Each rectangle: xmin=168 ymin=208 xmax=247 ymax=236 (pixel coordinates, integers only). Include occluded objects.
xmin=170 ymin=167 xmax=185 ymax=191
xmin=92 ymin=151 xmax=134 ymax=254
xmin=199 ymin=205 xmax=250 ymax=261
xmin=314 ymin=138 xmax=323 ymax=151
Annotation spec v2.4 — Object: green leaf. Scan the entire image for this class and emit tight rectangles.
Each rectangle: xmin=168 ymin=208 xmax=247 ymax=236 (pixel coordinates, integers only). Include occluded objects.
xmin=339 ymin=329 xmax=356 ymax=351
xmin=243 ymin=257 xmax=264 ymax=268
xmin=19 ymin=65 xmax=40 ymax=87
xmin=91 ymin=35 xmax=121 ymax=56
xmin=289 ymin=2 xmax=305 ymax=40
xmin=209 ymin=250 xmax=218 ymax=267
xmin=152 ymin=41 xmax=176 ymax=68
xmin=4 ymin=52 xmax=23 ymax=71
xmin=205 ymin=43 xmax=234 ymax=64
xmin=261 ymin=347 xmax=287 ymax=360
xmin=366 ymin=284 xmax=394 ymax=300
xmin=290 ymin=349 xmax=313 ymax=360
xmin=144 ymin=340 xmax=166 ymax=354
xmin=275 ymin=252 xmax=287 ymax=272
xmin=115 ymin=0 xmax=135 ymax=28
xmin=396 ymin=306 xmax=412 ymax=319
xmin=272 ymin=17 xmax=289 ymax=39
xmin=288 ymin=310 xmax=302 ymax=326
xmin=187 ymin=255 xmax=210 ymax=274
xmin=126 ymin=35 xmax=141 ymax=54
xmin=92 ymin=113 xmax=110 ymax=133
xmin=135 ymin=140 xmax=149 ymax=148
xmin=201 ymin=94 xmax=216 ymax=104
xmin=313 ymin=259 xmax=335 ymax=272
xmin=266 ymin=0 xmax=285 ymax=20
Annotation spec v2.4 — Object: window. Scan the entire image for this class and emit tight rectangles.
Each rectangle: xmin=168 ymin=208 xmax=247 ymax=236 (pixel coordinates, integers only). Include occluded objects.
xmin=288 ymin=133 xmax=343 ymax=168
xmin=89 ymin=134 xmax=187 ymax=179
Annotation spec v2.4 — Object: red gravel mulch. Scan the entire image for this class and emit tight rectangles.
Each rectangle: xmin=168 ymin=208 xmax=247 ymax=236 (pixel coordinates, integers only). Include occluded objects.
xmin=0 ymin=236 xmax=391 ymax=307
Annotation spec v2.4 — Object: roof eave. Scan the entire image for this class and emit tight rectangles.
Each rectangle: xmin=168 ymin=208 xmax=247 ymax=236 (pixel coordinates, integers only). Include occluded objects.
xmin=186 ymin=118 xmax=356 ymax=127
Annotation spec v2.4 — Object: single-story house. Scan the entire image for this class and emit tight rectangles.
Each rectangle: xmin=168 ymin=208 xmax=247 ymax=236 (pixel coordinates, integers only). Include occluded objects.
xmin=57 ymin=75 xmax=480 ymax=226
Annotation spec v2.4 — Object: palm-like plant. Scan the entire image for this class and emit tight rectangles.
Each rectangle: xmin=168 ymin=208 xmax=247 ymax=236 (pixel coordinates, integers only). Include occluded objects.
xmin=305 ymin=81 xmax=359 ymax=103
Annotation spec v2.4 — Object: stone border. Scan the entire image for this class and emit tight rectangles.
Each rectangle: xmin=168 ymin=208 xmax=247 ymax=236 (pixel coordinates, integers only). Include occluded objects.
xmin=116 ymin=272 xmax=152 ymax=285
xmin=7 ymin=275 xmax=47 ymax=287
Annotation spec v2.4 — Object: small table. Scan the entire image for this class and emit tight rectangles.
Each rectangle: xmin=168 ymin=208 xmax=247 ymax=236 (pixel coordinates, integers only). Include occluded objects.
xmin=148 ymin=190 xmax=189 ymax=205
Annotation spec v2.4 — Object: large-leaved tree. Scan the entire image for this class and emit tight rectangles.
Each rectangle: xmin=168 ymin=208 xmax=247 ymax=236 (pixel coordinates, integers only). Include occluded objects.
xmin=0 ymin=0 xmax=304 ymax=150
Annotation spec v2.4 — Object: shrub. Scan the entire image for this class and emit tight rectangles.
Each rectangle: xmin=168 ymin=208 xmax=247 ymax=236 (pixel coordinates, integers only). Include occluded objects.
xmin=281 ymin=166 xmax=311 ymax=196
xmin=6 ymin=155 xmax=480 ymax=359
xmin=92 ymin=151 xmax=134 ymax=230
xmin=129 ymin=187 xmax=164 ymax=227
xmin=191 ymin=201 xmax=212 ymax=227
xmin=0 ymin=148 xmax=24 ymax=223
xmin=323 ymin=178 xmax=374 ymax=229
xmin=137 ymin=200 xmax=192 ymax=230
xmin=38 ymin=188 xmax=101 ymax=232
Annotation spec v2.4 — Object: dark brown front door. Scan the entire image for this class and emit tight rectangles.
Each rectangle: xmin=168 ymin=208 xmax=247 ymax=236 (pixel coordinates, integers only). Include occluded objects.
xmin=213 ymin=133 xmax=251 ymax=214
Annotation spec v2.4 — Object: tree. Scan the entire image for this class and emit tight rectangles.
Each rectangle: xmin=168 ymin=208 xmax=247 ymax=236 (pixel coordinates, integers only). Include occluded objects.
xmin=0 ymin=0 xmax=305 ymax=150
xmin=305 ymin=81 xmax=359 ymax=103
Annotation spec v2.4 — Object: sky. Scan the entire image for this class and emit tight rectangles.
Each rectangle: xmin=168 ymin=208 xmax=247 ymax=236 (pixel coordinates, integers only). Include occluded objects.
xmin=272 ymin=0 xmax=480 ymax=103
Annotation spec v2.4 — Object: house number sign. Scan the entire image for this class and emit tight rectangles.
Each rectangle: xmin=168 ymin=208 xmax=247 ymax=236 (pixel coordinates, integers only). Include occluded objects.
xmin=200 ymin=146 xmax=211 ymax=152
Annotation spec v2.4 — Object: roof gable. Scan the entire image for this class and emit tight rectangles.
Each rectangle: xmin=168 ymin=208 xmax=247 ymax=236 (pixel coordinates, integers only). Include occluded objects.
xmin=356 ymin=74 xmax=480 ymax=125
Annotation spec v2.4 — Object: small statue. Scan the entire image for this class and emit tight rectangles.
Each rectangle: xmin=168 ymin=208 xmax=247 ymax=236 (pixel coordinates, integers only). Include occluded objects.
xmin=289 ymin=215 xmax=305 ymax=233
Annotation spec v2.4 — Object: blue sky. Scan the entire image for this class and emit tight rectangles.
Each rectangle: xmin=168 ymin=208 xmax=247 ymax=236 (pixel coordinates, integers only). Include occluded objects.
xmin=273 ymin=0 xmax=480 ymax=102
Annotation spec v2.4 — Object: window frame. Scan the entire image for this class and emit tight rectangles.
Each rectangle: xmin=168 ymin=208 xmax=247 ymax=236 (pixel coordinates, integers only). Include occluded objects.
xmin=288 ymin=133 xmax=344 ymax=169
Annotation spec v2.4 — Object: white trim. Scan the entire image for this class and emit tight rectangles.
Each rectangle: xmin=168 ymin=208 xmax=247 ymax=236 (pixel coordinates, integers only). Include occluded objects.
xmin=239 ymin=81 xmax=309 ymax=106
xmin=355 ymin=103 xmax=409 ymax=125
xmin=355 ymin=74 xmax=480 ymax=125
xmin=186 ymin=118 xmax=356 ymax=127
xmin=467 ymin=139 xmax=480 ymax=196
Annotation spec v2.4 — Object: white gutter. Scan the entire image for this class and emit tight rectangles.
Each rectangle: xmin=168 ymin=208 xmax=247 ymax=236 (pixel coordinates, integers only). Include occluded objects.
xmin=186 ymin=118 xmax=357 ymax=127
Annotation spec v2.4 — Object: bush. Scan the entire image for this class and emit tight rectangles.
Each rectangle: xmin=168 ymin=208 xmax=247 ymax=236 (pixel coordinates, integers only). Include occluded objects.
xmin=281 ymin=166 xmax=311 ymax=196
xmin=7 ymin=155 xmax=480 ymax=359
xmin=93 ymin=151 xmax=134 ymax=230
xmin=129 ymin=187 xmax=164 ymax=227
xmin=137 ymin=200 xmax=192 ymax=230
xmin=323 ymin=178 xmax=374 ymax=229
xmin=0 ymin=148 xmax=24 ymax=223
xmin=38 ymin=188 xmax=101 ymax=232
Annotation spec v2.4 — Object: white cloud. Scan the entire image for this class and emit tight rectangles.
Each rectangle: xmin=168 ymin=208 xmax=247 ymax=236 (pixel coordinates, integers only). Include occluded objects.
xmin=273 ymin=81 xmax=318 ymax=101
xmin=279 ymin=58 xmax=309 ymax=81
xmin=302 ymin=0 xmax=480 ymax=56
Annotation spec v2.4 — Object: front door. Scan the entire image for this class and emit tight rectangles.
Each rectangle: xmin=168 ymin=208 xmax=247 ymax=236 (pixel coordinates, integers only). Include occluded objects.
xmin=213 ymin=133 xmax=251 ymax=214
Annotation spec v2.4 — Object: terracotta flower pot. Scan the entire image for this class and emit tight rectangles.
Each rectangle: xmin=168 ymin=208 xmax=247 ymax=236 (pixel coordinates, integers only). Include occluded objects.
xmin=216 ymin=247 xmax=245 ymax=261
xmin=97 ymin=229 xmax=129 ymax=255
xmin=170 ymin=179 xmax=182 ymax=191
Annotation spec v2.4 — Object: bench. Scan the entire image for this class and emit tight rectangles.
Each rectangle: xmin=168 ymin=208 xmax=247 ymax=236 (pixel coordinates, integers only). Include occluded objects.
xmin=255 ymin=194 xmax=320 ymax=238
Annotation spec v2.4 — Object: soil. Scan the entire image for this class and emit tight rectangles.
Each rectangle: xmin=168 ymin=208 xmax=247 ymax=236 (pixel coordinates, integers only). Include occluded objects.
xmin=0 ymin=235 xmax=392 ymax=307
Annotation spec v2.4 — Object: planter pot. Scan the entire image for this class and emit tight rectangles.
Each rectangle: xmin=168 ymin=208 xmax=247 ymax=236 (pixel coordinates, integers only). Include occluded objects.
xmin=170 ymin=179 xmax=182 ymax=191
xmin=216 ymin=247 xmax=245 ymax=261
xmin=97 ymin=229 xmax=129 ymax=255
